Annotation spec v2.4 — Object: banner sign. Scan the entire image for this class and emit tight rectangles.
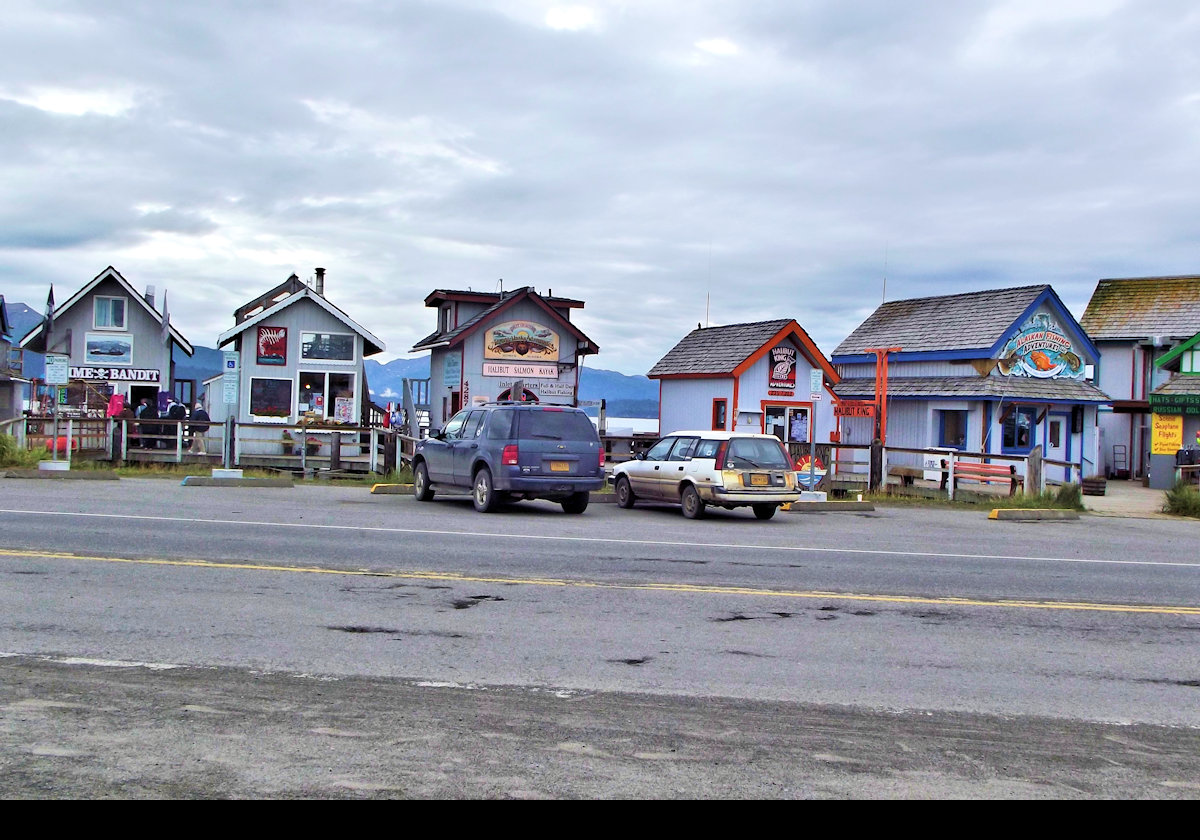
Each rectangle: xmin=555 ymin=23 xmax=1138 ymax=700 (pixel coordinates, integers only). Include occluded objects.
xmin=483 ymin=362 xmax=558 ymax=379
xmin=443 ymin=352 xmax=462 ymax=388
xmin=485 ymin=321 xmax=559 ymax=360
xmin=835 ymin=402 xmax=876 ymax=418
xmin=998 ymin=313 xmax=1084 ymax=379
xmin=69 ymin=366 xmax=162 ymax=382
xmin=1150 ymin=393 xmax=1200 ymax=416
xmin=1151 ymin=413 xmax=1184 ymax=455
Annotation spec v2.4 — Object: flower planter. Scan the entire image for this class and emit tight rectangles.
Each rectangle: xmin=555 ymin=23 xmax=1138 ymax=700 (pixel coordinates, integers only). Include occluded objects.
xmin=1081 ymin=477 xmax=1107 ymax=496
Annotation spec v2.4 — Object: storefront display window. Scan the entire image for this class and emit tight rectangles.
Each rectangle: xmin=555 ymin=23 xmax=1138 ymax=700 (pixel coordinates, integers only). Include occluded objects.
xmin=301 ymin=332 xmax=355 ymax=362
xmin=299 ymin=371 xmax=355 ymax=421
xmin=250 ymin=377 xmax=292 ymax=418
xmin=1002 ymin=406 xmax=1037 ymax=451
xmin=766 ymin=405 xmax=809 ymax=442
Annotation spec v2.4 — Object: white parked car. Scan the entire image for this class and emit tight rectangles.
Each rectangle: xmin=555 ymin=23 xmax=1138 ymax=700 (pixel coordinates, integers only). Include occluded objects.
xmin=611 ymin=431 xmax=801 ymax=520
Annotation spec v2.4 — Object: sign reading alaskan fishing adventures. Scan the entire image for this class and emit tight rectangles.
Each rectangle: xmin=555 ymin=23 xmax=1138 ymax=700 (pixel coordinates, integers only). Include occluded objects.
xmin=485 ymin=321 xmax=559 ymax=360
xmin=768 ymin=345 xmax=797 ymax=395
xmin=997 ymin=313 xmax=1083 ymax=379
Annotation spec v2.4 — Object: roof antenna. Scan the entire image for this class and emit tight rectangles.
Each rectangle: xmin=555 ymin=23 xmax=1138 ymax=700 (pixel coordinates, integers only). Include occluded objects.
xmin=882 ymin=244 xmax=889 ymax=303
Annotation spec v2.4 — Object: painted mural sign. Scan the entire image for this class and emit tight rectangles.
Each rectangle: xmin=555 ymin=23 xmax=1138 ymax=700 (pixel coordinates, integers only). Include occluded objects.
xmin=485 ymin=321 xmax=559 ymax=360
xmin=70 ymin=366 xmax=162 ymax=382
xmin=483 ymin=362 xmax=557 ymax=379
xmin=1151 ymin=413 xmax=1183 ymax=455
xmin=257 ymin=326 xmax=287 ymax=366
xmin=768 ymin=345 xmax=796 ymax=395
xmin=84 ymin=333 xmax=133 ymax=366
xmin=997 ymin=313 xmax=1083 ymax=379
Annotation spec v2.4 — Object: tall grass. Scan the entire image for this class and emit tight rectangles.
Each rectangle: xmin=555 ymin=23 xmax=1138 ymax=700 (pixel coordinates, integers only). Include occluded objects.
xmin=1163 ymin=480 xmax=1200 ymax=518
xmin=0 ymin=435 xmax=44 ymax=469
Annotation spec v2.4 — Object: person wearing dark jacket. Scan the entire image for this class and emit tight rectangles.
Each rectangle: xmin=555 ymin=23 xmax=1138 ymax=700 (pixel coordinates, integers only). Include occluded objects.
xmin=165 ymin=397 xmax=187 ymax=449
xmin=189 ymin=402 xmax=211 ymax=455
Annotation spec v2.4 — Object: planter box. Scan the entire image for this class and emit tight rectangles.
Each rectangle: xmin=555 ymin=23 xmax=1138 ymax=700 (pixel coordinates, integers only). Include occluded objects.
xmin=1081 ymin=478 xmax=1107 ymax=496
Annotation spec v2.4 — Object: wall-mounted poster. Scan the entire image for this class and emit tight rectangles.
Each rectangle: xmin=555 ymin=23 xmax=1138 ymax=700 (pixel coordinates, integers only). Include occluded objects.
xmin=249 ymin=377 xmax=293 ymax=417
xmin=768 ymin=345 xmax=796 ymax=395
xmin=485 ymin=321 xmax=559 ymax=360
xmin=85 ymin=332 xmax=133 ymax=366
xmin=334 ymin=396 xmax=354 ymax=423
xmin=257 ymin=327 xmax=287 ymax=366
xmin=998 ymin=313 xmax=1083 ymax=379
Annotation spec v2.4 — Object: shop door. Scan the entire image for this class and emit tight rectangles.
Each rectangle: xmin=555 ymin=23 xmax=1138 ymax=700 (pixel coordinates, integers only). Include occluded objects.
xmin=1046 ymin=412 xmax=1069 ymax=463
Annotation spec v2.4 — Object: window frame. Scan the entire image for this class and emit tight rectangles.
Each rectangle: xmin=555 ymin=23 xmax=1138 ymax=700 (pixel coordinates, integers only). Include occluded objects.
xmin=712 ymin=398 xmax=728 ymax=431
xmin=93 ymin=295 xmax=128 ymax=331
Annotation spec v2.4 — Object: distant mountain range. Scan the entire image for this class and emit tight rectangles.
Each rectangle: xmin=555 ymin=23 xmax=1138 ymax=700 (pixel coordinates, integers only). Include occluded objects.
xmin=6 ymin=302 xmax=658 ymax=418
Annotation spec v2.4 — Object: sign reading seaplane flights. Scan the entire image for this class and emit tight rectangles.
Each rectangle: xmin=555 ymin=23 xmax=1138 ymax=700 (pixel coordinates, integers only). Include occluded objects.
xmin=484 ymin=321 xmax=559 ymax=360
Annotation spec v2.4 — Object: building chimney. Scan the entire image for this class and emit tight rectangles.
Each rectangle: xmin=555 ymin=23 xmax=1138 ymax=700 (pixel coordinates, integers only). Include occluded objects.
xmin=144 ymin=285 xmax=156 ymax=309
xmin=315 ymin=267 xmax=325 ymax=296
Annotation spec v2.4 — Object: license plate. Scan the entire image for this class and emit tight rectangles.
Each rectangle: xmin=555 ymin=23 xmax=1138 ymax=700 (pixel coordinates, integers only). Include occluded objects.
xmin=550 ymin=461 xmax=570 ymax=472
xmin=750 ymin=474 xmax=769 ymax=486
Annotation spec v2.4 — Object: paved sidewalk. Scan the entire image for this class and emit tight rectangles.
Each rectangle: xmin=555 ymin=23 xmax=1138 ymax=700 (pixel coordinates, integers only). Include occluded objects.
xmin=1082 ymin=479 xmax=1173 ymax=519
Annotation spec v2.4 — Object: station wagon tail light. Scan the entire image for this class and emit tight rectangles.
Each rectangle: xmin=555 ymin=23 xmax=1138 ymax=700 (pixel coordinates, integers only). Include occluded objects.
xmin=714 ymin=440 xmax=730 ymax=470
xmin=599 ymin=447 xmax=605 ymax=467
xmin=502 ymin=444 xmax=519 ymax=465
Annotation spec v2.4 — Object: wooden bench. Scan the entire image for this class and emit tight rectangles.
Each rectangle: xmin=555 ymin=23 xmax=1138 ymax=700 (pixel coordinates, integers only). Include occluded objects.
xmin=887 ymin=465 xmax=925 ymax=486
xmin=944 ymin=461 xmax=1023 ymax=496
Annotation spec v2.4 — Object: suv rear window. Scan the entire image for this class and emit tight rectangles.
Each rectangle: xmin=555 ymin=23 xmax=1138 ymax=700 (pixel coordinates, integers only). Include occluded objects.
xmin=515 ymin=409 xmax=598 ymax=441
xmin=726 ymin=437 xmax=791 ymax=469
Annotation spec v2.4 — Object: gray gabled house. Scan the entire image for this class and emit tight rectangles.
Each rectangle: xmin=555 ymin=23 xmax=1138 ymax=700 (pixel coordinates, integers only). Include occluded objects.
xmin=832 ymin=285 xmax=1109 ymax=481
xmin=1079 ymin=275 xmax=1200 ymax=481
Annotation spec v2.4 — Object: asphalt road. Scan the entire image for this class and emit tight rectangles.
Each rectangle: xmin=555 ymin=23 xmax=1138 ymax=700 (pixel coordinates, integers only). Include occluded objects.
xmin=1 ymin=477 xmax=1198 ymax=798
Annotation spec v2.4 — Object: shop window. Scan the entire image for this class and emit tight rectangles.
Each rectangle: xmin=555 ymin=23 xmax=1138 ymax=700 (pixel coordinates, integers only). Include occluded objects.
xmin=712 ymin=399 xmax=727 ymax=431
xmin=765 ymin=405 xmax=810 ymax=442
xmin=300 ymin=332 xmax=354 ymax=362
xmin=1002 ymin=406 xmax=1037 ymax=451
xmin=939 ymin=410 xmax=967 ymax=449
xmin=250 ymin=378 xmax=292 ymax=418
xmin=788 ymin=408 xmax=809 ymax=444
xmin=94 ymin=296 xmax=127 ymax=330
xmin=298 ymin=371 xmax=356 ymax=422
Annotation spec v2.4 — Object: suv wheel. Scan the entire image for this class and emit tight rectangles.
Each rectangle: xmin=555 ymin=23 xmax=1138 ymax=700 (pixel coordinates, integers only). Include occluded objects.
xmin=413 ymin=462 xmax=434 ymax=501
xmin=561 ymin=492 xmax=589 ymax=515
xmin=752 ymin=503 xmax=778 ymax=521
xmin=681 ymin=485 xmax=706 ymax=520
xmin=473 ymin=467 xmax=498 ymax=513
xmin=615 ymin=476 xmax=635 ymax=509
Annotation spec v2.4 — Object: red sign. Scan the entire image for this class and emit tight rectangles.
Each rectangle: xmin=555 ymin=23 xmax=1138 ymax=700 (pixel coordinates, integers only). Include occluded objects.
xmin=835 ymin=402 xmax=876 ymax=418
xmin=257 ymin=326 xmax=287 ymax=366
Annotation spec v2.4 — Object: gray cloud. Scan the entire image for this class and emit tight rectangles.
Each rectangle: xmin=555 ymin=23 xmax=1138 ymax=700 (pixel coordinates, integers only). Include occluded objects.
xmin=1 ymin=1 xmax=1198 ymax=374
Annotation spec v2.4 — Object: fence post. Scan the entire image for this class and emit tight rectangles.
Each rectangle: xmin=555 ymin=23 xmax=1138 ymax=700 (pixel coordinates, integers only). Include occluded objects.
xmin=947 ymin=452 xmax=956 ymax=501
xmin=1027 ymin=447 xmax=1043 ymax=495
xmin=176 ymin=421 xmax=184 ymax=463
xmin=330 ymin=431 xmax=342 ymax=471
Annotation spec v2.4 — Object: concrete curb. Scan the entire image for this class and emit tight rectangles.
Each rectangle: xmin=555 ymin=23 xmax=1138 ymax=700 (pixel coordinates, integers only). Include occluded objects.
xmin=784 ymin=501 xmax=875 ymax=513
xmin=988 ymin=508 xmax=1080 ymax=521
xmin=369 ymin=483 xmax=619 ymax=503
xmin=2 ymin=469 xmax=120 ymax=480
xmin=181 ymin=476 xmax=294 ymax=488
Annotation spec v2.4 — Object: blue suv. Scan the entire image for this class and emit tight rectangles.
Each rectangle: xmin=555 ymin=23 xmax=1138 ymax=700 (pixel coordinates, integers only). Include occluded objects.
xmin=412 ymin=402 xmax=605 ymax=513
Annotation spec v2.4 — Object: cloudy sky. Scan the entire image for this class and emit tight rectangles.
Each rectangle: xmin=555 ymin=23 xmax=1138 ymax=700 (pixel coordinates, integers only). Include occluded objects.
xmin=2 ymin=1 xmax=1198 ymax=374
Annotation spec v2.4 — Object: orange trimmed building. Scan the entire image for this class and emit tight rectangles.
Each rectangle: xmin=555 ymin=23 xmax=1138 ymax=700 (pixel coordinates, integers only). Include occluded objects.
xmin=647 ymin=319 xmax=839 ymax=443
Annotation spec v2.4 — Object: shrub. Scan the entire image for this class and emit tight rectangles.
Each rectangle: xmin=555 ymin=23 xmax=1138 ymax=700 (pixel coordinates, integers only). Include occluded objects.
xmin=0 ymin=434 xmax=43 ymax=468
xmin=1163 ymin=480 xmax=1200 ymax=518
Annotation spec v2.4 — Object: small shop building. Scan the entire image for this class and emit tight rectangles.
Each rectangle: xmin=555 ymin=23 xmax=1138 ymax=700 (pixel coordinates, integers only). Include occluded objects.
xmin=831 ymin=285 xmax=1109 ymax=481
xmin=1079 ymin=275 xmax=1200 ymax=481
xmin=647 ymin=319 xmax=840 ymax=447
xmin=410 ymin=286 xmax=599 ymax=431
xmin=1147 ymin=330 xmax=1200 ymax=488
xmin=0 ymin=296 xmax=29 ymax=422
xmin=211 ymin=269 xmax=385 ymax=453
xmin=19 ymin=266 xmax=193 ymax=414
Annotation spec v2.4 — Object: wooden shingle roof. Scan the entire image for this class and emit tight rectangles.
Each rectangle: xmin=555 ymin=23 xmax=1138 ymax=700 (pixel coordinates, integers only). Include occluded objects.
xmin=1079 ymin=275 xmax=1200 ymax=341
xmin=833 ymin=285 xmax=1050 ymax=357
xmin=648 ymin=320 xmax=793 ymax=377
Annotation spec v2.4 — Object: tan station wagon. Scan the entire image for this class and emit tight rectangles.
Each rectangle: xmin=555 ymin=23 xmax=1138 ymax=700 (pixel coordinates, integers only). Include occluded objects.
xmin=611 ymin=431 xmax=800 ymax=520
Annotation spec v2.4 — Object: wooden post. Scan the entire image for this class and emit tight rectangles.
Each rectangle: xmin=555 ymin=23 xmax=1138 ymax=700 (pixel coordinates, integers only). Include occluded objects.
xmin=330 ymin=431 xmax=342 ymax=470
xmin=869 ymin=440 xmax=883 ymax=491
xmin=383 ymin=432 xmax=396 ymax=473
xmin=1027 ymin=447 xmax=1043 ymax=495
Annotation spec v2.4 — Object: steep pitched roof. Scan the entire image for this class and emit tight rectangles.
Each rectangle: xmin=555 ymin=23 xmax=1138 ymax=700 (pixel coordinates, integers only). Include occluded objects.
xmin=1080 ymin=275 xmax=1200 ymax=340
xmin=833 ymin=285 xmax=1054 ymax=358
xmin=411 ymin=286 xmax=597 ymax=354
xmin=833 ymin=375 xmax=1110 ymax=403
xmin=19 ymin=266 xmax=193 ymax=355
xmin=218 ymin=285 xmax=384 ymax=356
xmin=647 ymin=319 xmax=839 ymax=382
